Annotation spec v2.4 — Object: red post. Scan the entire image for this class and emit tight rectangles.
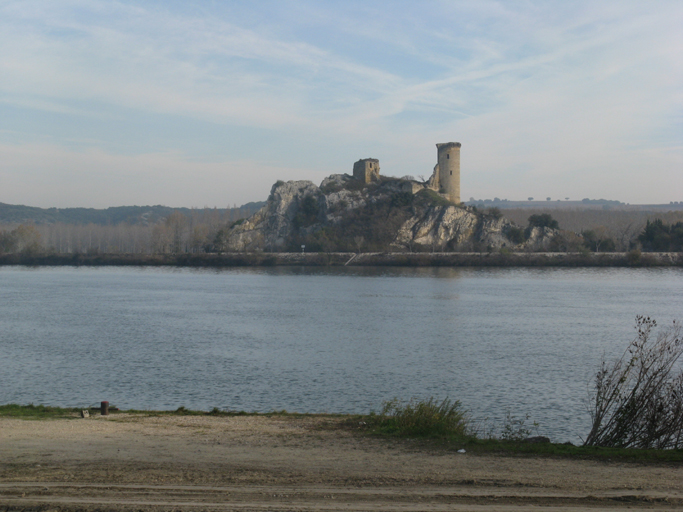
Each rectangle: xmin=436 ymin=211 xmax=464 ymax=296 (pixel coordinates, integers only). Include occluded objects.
xmin=101 ymin=401 xmax=109 ymax=416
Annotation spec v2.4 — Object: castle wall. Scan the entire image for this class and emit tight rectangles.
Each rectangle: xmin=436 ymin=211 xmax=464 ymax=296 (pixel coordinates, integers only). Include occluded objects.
xmin=436 ymin=142 xmax=461 ymax=203
xmin=427 ymin=163 xmax=440 ymax=192
xmin=401 ymin=180 xmax=427 ymax=194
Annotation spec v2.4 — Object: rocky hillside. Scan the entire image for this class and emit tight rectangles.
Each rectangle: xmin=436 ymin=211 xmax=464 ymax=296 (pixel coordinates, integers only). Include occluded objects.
xmin=219 ymin=174 xmax=555 ymax=252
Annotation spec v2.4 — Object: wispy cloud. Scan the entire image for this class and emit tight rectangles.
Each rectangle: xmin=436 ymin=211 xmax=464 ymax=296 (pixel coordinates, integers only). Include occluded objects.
xmin=0 ymin=0 xmax=680 ymax=206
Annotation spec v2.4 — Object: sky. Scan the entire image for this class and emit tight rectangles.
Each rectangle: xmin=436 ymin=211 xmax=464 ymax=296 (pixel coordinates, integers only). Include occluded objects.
xmin=1 ymin=0 xmax=681 ymax=208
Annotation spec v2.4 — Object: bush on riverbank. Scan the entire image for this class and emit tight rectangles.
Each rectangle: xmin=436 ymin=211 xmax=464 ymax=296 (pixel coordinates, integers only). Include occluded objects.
xmin=584 ymin=316 xmax=683 ymax=449
xmin=368 ymin=397 xmax=470 ymax=438
xmin=638 ymin=219 xmax=683 ymax=252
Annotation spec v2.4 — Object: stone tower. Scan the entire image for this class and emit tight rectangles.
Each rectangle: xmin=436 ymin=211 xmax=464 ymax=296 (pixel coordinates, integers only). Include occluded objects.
xmin=436 ymin=142 xmax=461 ymax=203
xmin=353 ymin=158 xmax=380 ymax=184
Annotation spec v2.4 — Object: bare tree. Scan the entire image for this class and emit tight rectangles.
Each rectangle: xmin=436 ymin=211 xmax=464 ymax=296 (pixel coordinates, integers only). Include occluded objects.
xmin=353 ymin=235 xmax=364 ymax=253
xmin=190 ymin=224 xmax=211 ymax=253
xmin=165 ymin=211 xmax=187 ymax=254
xmin=584 ymin=316 xmax=683 ymax=449
xmin=151 ymin=224 xmax=171 ymax=254
xmin=550 ymin=230 xmax=584 ymax=252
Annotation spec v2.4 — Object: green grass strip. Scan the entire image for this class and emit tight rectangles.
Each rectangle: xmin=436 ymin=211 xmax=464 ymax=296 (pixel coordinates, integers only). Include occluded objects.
xmin=0 ymin=403 xmax=82 ymax=419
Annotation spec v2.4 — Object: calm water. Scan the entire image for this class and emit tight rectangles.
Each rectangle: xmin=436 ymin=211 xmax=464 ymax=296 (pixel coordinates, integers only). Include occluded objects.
xmin=1 ymin=265 xmax=682 ymax=442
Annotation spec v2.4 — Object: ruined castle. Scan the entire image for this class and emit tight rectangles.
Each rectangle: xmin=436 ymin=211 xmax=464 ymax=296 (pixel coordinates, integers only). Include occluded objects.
xmin=352 ymin=142 xmax=461 ymax=203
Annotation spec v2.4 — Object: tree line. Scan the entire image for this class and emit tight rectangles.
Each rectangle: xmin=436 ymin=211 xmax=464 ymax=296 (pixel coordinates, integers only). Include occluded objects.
xmin=502 ymin=209 xmax=683 ymax=252
xmin=1 ymin=208 xmax=682 ymax=255
xmin=0 ymin=207 xmax=251 ymax=255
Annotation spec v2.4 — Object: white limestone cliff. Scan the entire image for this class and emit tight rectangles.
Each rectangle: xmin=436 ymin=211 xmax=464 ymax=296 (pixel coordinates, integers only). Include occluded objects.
xmin=222 ymin=175 xmax=556 ymax=252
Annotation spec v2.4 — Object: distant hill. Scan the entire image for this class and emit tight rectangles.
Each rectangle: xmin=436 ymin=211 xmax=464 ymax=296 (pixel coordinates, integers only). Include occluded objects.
xmin=0 ymin=202 xmax=266 ymax=226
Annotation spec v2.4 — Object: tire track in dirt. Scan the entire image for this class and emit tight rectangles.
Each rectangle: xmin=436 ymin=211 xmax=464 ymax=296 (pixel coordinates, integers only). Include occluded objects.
xmin=1 ymin=482 xmax=682 ymax=511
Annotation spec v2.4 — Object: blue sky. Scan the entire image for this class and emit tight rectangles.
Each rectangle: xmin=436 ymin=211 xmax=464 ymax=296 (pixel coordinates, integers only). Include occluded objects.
xmin=1 ymin=0 xmax=681 ymax=208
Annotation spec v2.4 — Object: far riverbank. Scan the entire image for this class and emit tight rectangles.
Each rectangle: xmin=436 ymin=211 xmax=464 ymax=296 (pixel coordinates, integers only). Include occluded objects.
xmin=0 ymin=251 xmax=681 ymax=267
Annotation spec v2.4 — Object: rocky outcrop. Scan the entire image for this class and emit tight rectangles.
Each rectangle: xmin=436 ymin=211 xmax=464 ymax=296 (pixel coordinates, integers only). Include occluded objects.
xmin=394 ymin=205 xmax=479 ymax=248
xmin=227 ymin=180 xmax=323 ymax=251
xmin=221 ymin=175 xmax=556 ymax=252
xmin=524 ymin=226 xmax=558 ymax=251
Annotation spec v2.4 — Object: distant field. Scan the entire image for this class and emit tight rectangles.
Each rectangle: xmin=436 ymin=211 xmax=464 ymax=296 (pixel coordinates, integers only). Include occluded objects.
xmin=502 ymin=208 xmax=683 ymax=231
xmin=500 ymin=208 xmax=683 ymax=251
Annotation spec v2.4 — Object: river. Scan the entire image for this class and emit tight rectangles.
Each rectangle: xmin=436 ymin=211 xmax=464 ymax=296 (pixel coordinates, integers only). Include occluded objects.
xmin=1 ymin=265 xmax=681 ymax=442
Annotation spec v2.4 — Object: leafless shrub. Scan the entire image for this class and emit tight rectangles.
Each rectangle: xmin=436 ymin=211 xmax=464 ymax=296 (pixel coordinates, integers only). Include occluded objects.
xmin=584 ymin=316 xmax=683 ymax=449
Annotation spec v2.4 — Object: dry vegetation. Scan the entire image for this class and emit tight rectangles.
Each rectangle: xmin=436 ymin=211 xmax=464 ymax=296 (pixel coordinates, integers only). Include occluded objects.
xmin=0 ymin=208 xmax=250 ymax=255
xmin=503 ymin=208 xmax=683 ymax=251
xmin=585 ymin=317 xmax=683 ymax=449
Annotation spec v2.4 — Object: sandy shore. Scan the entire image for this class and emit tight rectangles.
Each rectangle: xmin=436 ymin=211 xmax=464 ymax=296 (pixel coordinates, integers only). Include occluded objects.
xmin=1 ymin=414 xmax=682 ymax=511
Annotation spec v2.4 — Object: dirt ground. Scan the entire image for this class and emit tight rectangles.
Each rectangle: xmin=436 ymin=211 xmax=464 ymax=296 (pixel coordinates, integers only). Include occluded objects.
xmin=1 ymin=414 xmax=682 ymax=511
